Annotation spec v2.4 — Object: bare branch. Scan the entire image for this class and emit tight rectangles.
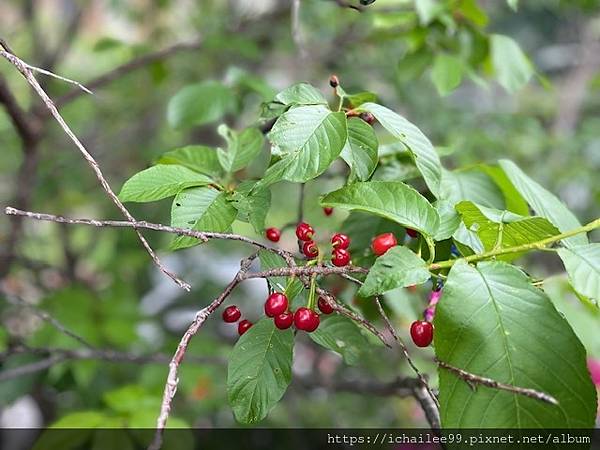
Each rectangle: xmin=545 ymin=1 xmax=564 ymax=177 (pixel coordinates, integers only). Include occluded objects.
xmin=3 ymin=294 xmax=94 ymax=349
xmin=149 ymin=254 xmax=256 ymax=450
xmin=0 ymin=345 xmax=224 ymax=382
xmin=52 ymin=39 xmax=203 ymax=109
xmin=0 ymin=49 xmax=190 ymax=291
xmin=437 ymin=360 xmax=559 ymax=405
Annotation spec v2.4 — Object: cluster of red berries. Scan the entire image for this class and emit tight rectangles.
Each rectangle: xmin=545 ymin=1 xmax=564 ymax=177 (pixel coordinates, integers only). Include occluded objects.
xmin=222 ymin=305 xmax=253 ymax=336
xmin=223 ymin=292 xmax=336 ymax=335
xmin=295 ymin=222 xmax=352 ymax=266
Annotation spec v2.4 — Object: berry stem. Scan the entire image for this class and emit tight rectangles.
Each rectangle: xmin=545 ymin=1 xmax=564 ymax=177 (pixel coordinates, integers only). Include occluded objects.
xmin=307 ymin=274 xmax=317 ymax=310
xmin=429 ymin=217 xmax=600 ymax=271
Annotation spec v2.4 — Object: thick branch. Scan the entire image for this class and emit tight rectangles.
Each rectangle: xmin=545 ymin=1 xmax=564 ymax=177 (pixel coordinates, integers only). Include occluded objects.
xmin=0 ymin=48 xmax=190 ymax=291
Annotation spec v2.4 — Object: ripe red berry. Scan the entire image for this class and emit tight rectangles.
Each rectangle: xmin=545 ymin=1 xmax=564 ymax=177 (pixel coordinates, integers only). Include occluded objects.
xmin=265 ymin=227 xmax=281 ymax=242
xmin=222 ymin=305 xmax=241 ymax=323
xmin=323 ymin=207 xmax=334 ymax=216
xmin=294 ymin=307 xmax=320 ymax=332
xmin=371 ymin=233 xmax=397 ymax=256
xmin=295 ymin=222 xmax=314 ymax=241
xmin=274 ymin=311 xmax=294 ymax=330
xmin=264 ymin=292 xmax=288 ymax=317
xmin=331 ymin=233 xmax=350 ymax=250
xmin=238 ymin=319 xmax=253 ymax=335
xmin=410 ymin=320 xmax=433 ymax=347
xmin=406 ymin=228 xmax=418 ymax=238
xmin=317 ymin=297 xmax=334 ymax=315
xmin=302 ymin=241 xmax=319 ymax=259
xmin=360 ymin=112 xmax=375 ymax=125
xmin=331 ymin=248 xmax=350 ymax=266
xmin=329 ymin=74 xmax=340 ymax=88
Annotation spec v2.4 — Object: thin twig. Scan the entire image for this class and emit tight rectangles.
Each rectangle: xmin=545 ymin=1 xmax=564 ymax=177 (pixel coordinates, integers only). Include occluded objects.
xmin=4 ymin=294 xmax=94 ymax=349
xmin=52 ymin=39 xmax=203 ymax=109
xmin=149 ymin=254 xmax=256 ymax=450
xmin=0 ymin=50 xmax=189 ymax=290
xmin=437 ymin=360 xmax=559 ymax=405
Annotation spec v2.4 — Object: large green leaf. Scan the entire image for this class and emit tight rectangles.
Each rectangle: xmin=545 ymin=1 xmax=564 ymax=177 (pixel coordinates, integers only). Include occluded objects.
xmin=309 ymin=315 xmax=372 ymax=365
xmin=490 ymin=34 xmax=534 ymax=92
xmin=340 ymin=117 xmax=379 ymax=182
xmin=440 ymin=168 xmax=505 ymax=210
xmin=266 ymin=105 xmax=347 ymax=183
xmin=359 ymin=246 xmax=430 ymax=297
xmin=170 ymin=187 xmax=237 ymax=250
xmin=156 ymin=145 xmax=222 ymax=177
xmin=118 ymin=165 xmax=212 ymax=203
xmin=217 ymin=125 xmax=264 ymax=173
xmin=431 ymin=53 xmax=464 ymax=96
xmin=167 ymin=81 xmax=235 ymax=129
xmin=273 ymin=82 xmax=327 ymax=106
xmin=499 ymin=160 xmax=587 ymax=248
xmin=558 ymin=244 xmax=600 ymax=303
xmin=231 ymin=181 xmax=271 ymax=233
xmin=358 ymin=103 xmax=442 ymax=197
xmin=227 ymin=318 xmax=294 ymax=424
xmin=435 ymin=260 xmax=597 ymax=427
xmin=479 ymin=164 xmax=529 ymax=216
xmin=456 ymin=201 xmax=560 ymax=253
xmin=434 ymin=200 xmax=461 ymax=241
xmin=321 ymin=181 xmax=439 ymax=238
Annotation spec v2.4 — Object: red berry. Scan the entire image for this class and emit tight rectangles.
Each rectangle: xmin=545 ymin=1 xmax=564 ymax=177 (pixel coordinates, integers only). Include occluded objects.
xmin=331 ymin=232 xmax=350 ymax=250
xmin=222 ymin=305 xmax=241 ymax=323
xmin=238 ymin=319 xmax=253 ymax=335
xmin=329 ymin=74 xmax=340 ymax=88
xmin=295 ymin=222 xmax=314 ymax=241
xmin=294 ymin=307 xmax=320 ymax=332
xmin=406 ymin=228 xmax=418 ymax=238
xmin=264 ymin=292 xmax=288 ymax=317
xmin=302 ymin=241 xmax=319 ymax=259
xmin=323 ymin=207 xmax=334 ymax=216
xmin=371 ymin=233 xmax=397 ymax=256
xmin=360 ymin=112 xmax=375 ymax=125
xmin=317 ymin=297 xmax=334 ymax=315
xmin=332 ymin=248 xmax=350 ymax=266
xmin=265 ymin=227 xmax=281 ymax=242
xmin=274 ymin=311 xmax=294 ymax=330
xmin=410 ymin=320 xmax=433 ymax=347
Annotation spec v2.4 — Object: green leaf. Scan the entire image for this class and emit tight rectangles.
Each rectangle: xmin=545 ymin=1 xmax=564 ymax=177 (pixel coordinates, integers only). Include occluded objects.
xmin=431 ymin=54 xmax=464 ymax=96
xmin=258 ymin=250 xmax=303 ymax=301
xmin=440 ymin=168 xmax=505 ymax=210
xmin=321 ymin=181 xmax=439 ymax=237
xmin=434 ymin=200 xmax=461 ymax=241
xmin=359 ymin=103 xmax=442 ymax=197
xmin=435 ymin=260 xmax=597 ymax=427
xmin=479 ymin=164 xmax=529 ymax=216
xmin=231 ymin=181 xmax=271 ymax=233
xmin=453 ymin=221 xmax=484 ymax=254
xmin=217 ymin=125 xmax=264 ymax=173
xmin=456 ymin=201 xmax=560 ymax=253
xmin=227 ymin=318 xmax=294 ymax=424
xmin=156 ymin=145 xmax=223 ymax=177
xmin=340 ymin=118 xmax=379 ymax=182
xmin=345 ymin=91 xmax=377 ymax=108
xmin=266 ymin=105 xmax=347 ymax=183
xmin=359 ymin=246 xmax=430 ymax=297
xmin=414 ymin=0 xmax=443 ymax=25
xmin=170 ymin=187 xmax=237 ymax=250
xmin=118 ymin=165 xmax=212 ymax=203
xmin=309 ymin=315 xmax=372 ymax=365
xmin=558 ymin=244 xmax=600 ymax=303
xmin=499 ymin=159 xmax=587 ymax=248
xmin=167 ymin=81 xmax=235 ymax=129
xmin=273 ymin=82 xmax=327 ymax=106
xmin=490 ymin=34 xmax=534 ymax=92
